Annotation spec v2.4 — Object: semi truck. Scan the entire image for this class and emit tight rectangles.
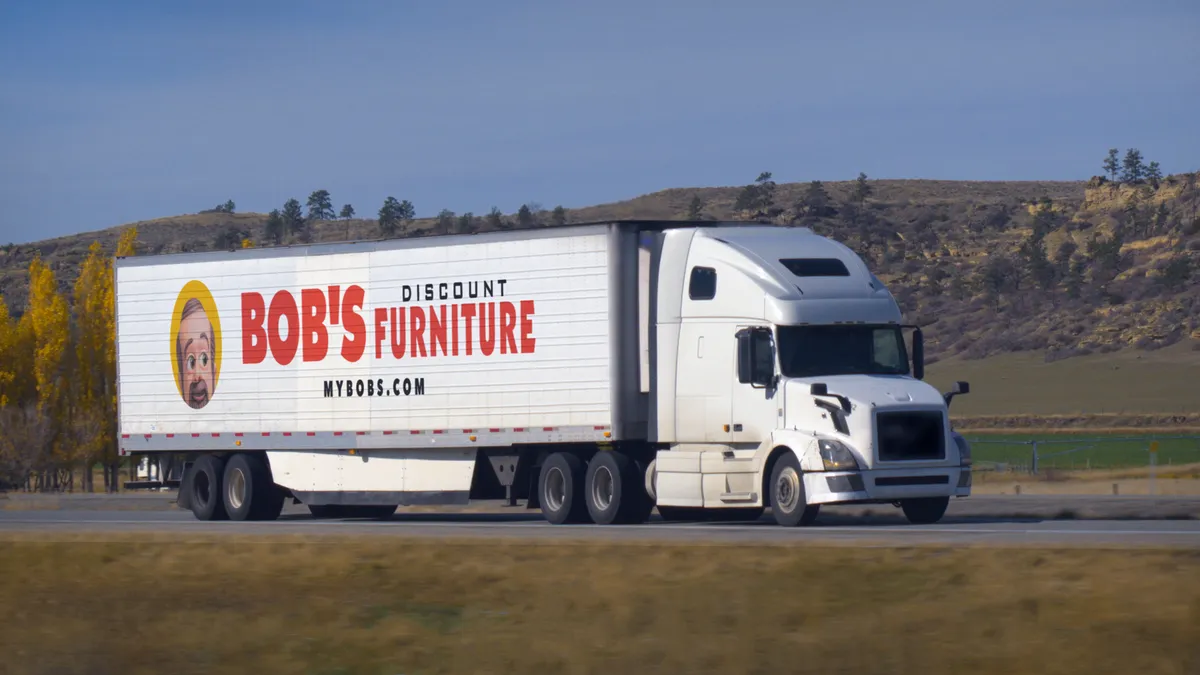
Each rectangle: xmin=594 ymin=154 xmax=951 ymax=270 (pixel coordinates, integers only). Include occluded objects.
xmin=115 ymin=219 xmax=972 ymax=526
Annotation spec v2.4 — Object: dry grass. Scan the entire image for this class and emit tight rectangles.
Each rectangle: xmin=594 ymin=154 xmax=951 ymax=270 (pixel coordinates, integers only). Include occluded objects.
xmin=1 ymin=535 xmax=1198 ymax=675
xmin=928 ymin=339 xmax=1200 ymax=418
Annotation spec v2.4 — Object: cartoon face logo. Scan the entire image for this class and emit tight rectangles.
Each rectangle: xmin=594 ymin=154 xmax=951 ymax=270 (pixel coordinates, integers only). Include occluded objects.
xmin=170 ymin=281 xmax=222 ymax=409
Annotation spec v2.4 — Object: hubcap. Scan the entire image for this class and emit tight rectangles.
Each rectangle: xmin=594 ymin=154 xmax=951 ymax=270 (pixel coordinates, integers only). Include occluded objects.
xmin=545 ymin=466 xmax=566 ymax=512
xmin=775 ymin=466 xmax=801 ymax=513
xmin=228 ymin=468 xmax=246 ymax=510
xmin=591 ymin=465 xmax=614 ymax=511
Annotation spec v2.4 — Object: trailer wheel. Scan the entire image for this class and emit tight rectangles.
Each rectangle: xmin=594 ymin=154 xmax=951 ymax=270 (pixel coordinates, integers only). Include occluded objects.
xmin=900 ymin=496 xmax=949 ymax=525
xmin=189 ymin=455 xmax=228 ymax=521
xmin=538 ymin=452 xmax=589 ymax=524
xmin=585 ymin=450 xmax=646 ymax=525
xmin=769 ymin=453 xmax=820 ymax=527
xmin=222 ymin=453 xmax=270 ymax=522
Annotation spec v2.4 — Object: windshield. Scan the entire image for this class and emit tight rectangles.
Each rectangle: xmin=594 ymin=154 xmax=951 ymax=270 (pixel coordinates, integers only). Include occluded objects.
xmin=776 ymin=324 xmax=910 ymax=378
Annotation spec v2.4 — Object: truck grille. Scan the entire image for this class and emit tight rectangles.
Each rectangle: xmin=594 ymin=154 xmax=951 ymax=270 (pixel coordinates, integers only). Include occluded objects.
xmin=876 ymin=411 xmax=945 ymax=462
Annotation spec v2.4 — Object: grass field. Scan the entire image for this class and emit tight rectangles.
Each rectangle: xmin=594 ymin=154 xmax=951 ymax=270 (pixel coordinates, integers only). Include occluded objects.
xmin=927 ymin=340 xmax=1200 ymax=418
xmin=1 ymin=535 xmax=1198 ymax=675
xmin=964 ymin=432 xmax=1200 ymax=470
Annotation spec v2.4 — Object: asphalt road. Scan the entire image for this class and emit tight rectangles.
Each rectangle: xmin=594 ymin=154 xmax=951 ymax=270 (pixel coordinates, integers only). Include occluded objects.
xmin=2 ymin=496 xmax=1199 ymax=547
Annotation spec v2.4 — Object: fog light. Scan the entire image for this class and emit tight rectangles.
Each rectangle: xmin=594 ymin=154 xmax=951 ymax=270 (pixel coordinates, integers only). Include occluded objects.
xmin=957 ymin=470 xmax=972 ymax=488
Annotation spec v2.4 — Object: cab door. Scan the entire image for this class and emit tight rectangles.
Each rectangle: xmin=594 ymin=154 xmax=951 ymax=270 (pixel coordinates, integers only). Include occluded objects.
xmin=730 ymin=325 xmax=782 ymax=446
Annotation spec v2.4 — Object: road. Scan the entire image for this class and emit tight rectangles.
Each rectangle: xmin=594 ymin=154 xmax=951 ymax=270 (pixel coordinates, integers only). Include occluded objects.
xmin=2 ymin=495 xmax=1199 ymax=547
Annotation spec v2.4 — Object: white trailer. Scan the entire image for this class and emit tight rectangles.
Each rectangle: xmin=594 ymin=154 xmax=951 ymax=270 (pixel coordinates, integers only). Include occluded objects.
xmin=115 ymin=220 xmax=972 ymax=525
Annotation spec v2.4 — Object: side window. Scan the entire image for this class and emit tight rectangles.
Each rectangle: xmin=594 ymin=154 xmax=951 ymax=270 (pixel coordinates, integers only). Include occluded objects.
xmin=688 ymin=266 xmax=716 ymax=300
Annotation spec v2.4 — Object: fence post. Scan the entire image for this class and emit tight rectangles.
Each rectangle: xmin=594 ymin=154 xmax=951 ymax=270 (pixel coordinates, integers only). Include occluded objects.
xmin=1031 ymin=441 xmax=1039 ymax=475
xmin=1149 ymin=441 xmax=1158 ymax=496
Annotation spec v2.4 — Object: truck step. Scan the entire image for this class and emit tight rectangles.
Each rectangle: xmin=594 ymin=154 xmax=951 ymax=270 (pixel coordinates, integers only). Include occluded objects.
xmin=719 ymin=491 xmax=758 ymax=503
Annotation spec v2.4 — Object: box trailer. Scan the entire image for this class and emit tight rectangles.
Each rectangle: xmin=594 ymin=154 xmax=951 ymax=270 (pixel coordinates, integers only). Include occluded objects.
xmin=115 ymin=220 xmax=973 ymax=525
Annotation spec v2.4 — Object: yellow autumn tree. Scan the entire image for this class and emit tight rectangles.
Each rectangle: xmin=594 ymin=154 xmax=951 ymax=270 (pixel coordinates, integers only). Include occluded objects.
xmin=73 ymin=241 xmax=114 ymax=491
xmin=0 ymin=295 xmax=14 ymax=407
xmin=26 ymin=255 xmax=73 ymax=488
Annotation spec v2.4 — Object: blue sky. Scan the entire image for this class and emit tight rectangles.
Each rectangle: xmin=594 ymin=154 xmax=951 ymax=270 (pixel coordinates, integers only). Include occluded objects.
xmin=1 ymin=0 xmax=1197 ymax=244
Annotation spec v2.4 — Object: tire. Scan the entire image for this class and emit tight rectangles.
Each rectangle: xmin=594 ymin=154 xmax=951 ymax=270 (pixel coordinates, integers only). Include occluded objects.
xmin=189 ymin=455 xmax=228 ymax=521
xmin=222 ymin=453 xmax=274 ymax=522
xmin=769 ymin=452 xmax=820 ymax=527
xmin=584 ymin=451 xmax=646 ymax=525
xmin=900 ymin=496 xmax=949 ymax=524
xmin=538 ymin=452 xmax=590 ymax=524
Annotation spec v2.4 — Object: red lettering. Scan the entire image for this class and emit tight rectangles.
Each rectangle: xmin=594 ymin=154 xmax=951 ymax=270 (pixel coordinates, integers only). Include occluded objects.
xmin=461 ymin=303 xmax=476 ymax=355
xmin=429 ymin=305 xmax=448 ymax=356
xmin=241 ymin=292 xmax=267 ymax=364
xmin=390 ymin=307 xmax=406 ymax=358
xmin=267 ymin=290 xmax=299 ymax=366
xmin=301 ymin=289 xmax=328 ymax=362
xmin=328 ymin=285 xmax=341 ymax=325
xmin=520 ymin=300 xmax=536 ymax=353
xmin=499 ymin=301 xmax=517 ymax=354
xmin=479 ymin=302 xmax=496 ymax=356
xmin=374 ymin=307 xmax=388 ymax=360
xmin=410 ymin=306 xmax=427 ymax=357
xmin=451 ymin=304 xmax=460 ymax=356
xmin=341 ymin=285 xmax=366 ymax=362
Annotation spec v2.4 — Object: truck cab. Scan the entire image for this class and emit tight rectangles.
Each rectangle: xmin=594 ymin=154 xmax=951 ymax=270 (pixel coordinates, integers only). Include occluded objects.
xmin=644 ymin=225 xmax=971 ymax=525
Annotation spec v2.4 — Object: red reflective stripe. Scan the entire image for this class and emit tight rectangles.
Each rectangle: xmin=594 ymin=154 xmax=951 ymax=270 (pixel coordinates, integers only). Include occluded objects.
xmin=356 ymin=431 xmax=366 ymax=436
xmin=543 ymin=427 xmax=554 ymax=432
xmin=433 ymin=430 xmax=444 ymax=435
xmin=211 ymin=433 xmax=220 ymax=438
xmin=192 ymin=433 xmax=201 ymax=438
xmin=489 ymin=428 xmax=501 ymax=433
xmin=166 ymin=434 xmax=175 ymax=438
xmin=121 ymin=434 xmax=130 ymax=439
xmin=306 ymin=432 xmax=316 ymax=436
xmin=143 ymin=434 xmax=152 ymax=439
xmin=383 ymin=431 xmax=394 ymax=435
xmin=333 ymin=432 xmax=343 ymax=436
xmin=283 ymin=432 xmax=292 ymax=437
xmin=410 ymin=430 xmax=421 ymax=435
xmin=462 ymin=429 xmax=473 ymax=433
xmin=513 ymin=428 xmax=525 ymax=432
xmin=262 ymin=433 xmax=271 ymax=437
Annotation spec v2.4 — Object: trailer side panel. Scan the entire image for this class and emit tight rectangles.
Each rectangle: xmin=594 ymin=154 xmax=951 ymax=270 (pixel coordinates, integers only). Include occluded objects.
xmin=115 ymin=227 xmax=617 ymax=452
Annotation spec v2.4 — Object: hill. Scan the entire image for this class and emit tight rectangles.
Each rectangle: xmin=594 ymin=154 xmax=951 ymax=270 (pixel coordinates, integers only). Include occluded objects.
xmin=2 ymin=166 xmax=1198 ymax=418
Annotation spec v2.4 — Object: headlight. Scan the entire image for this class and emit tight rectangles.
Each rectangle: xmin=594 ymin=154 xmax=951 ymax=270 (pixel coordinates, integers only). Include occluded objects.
xmin=953 ymin=433 xmax=972 ymax=466
xmin=818 ymin=439 xmax=860 ymax=471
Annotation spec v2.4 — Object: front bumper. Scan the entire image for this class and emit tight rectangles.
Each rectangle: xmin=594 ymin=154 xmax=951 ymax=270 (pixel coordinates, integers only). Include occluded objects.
xmin=804 ymin=466 xmax=971 ymax=505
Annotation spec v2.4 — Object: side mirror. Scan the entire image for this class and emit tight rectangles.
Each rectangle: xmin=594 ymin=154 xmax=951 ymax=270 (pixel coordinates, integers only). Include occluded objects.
xmin=944 ymin=381 xmax=970 ymax=408
xmin=736 ymin=327 xmax=775 ymax=388
xmin=911 ymin=327 xmax=925 ymax=380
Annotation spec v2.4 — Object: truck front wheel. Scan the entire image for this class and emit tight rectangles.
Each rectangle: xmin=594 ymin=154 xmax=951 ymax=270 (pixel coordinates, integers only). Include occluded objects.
xmin=900 ymin=496 xmax=949 ymax=525
xmin=769 ymin=453 xmax=820 ymax=527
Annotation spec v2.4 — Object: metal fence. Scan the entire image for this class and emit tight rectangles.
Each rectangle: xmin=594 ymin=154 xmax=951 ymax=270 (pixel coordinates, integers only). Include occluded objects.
xmin=966 ymin=435 xmax=1200 ymax=477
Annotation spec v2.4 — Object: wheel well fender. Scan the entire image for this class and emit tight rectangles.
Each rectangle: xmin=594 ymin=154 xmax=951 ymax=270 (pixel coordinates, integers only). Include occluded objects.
xmin=761 ymin=445 xmax=799 ymax=502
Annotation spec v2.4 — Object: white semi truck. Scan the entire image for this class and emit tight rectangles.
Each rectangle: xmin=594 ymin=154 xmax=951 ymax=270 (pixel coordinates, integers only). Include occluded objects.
xmin=115 ymin=219 xmax=972 ymax=526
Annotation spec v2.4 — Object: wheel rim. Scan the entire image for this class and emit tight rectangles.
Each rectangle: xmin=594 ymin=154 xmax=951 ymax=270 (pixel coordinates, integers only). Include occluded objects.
xmin=774 ymin=466 xmax=801 ymax=513
xmin=228 ymin=467 xmax=246 ymax=510
xmin=545 ymin=466 xmax=566 ymax=512
xmin=591 ymin=465 xmax=614 ymax=511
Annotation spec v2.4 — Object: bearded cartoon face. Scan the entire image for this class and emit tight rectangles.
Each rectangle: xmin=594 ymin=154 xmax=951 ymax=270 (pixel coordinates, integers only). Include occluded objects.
xmin=176 ymin=297 xmax=215 ymax=409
